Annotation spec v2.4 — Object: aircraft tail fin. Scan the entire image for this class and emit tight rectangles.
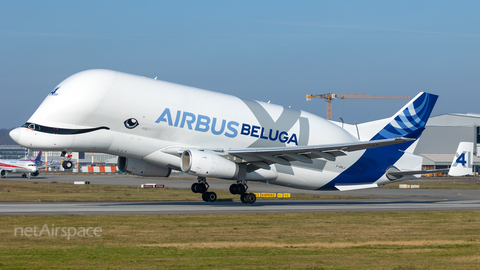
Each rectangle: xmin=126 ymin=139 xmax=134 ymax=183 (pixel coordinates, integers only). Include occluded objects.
xmin=369 ymin=92 xmax=438 ymax=151
xmin=35 ymin=151 xmax=42 ymax=163
xmin=449 ymin=142 xmax=473 ymax=176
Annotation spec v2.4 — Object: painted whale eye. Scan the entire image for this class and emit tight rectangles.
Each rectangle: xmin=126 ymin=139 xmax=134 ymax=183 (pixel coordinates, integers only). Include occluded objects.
xmin=124 ymin=118 xmax=139 ymax=129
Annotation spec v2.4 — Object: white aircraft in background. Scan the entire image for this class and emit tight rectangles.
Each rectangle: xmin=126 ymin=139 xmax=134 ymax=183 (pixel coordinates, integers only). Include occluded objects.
xmin=9 ymin=70 xmax=472 ymax=203
xmin=0 ymin=151 xmax=41 ymax=178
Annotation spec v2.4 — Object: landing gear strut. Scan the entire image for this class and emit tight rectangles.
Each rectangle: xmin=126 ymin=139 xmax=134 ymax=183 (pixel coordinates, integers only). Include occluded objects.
xmin=61 ymin=151 xmax=73 ymax=170
xmin=191 ymin=177 xmax=217 ymax=202
xmin=230 ymin=181 xmax=256 ymax=204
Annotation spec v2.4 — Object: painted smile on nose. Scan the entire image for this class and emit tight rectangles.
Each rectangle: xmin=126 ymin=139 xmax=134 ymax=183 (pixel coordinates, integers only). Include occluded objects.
xmin=19 ymin=122 xmax=110 ymax=135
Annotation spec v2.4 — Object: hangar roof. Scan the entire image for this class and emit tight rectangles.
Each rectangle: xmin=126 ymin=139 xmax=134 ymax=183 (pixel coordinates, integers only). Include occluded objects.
xmin=427 ymin=113 xmax=480 ymax=127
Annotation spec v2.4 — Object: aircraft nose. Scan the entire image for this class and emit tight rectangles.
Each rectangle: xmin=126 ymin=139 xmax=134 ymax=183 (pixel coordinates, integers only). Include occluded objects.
xmin=9 ymin=128 xmax=21 ymax=143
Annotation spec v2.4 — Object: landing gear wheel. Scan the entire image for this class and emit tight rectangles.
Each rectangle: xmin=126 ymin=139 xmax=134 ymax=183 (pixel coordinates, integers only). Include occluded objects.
xmin=230 ymin=184 xmax=246 ymax=195
xmin=22 ymin=173 xmax=27 ymax=178
xmin=240 ymin=193 xmax=247 ymax=204
xmin=62 ymin=160 xmax=73 ymax=170
xmin=202 ymin=192 xmax=217 ymax=202
xmin=191 ymin=183 xmax=199 ymax=193
xmin=246 ymin=193 xmax=256 ymax=204
xmin=196 ymin=183 xmax=207 ymax=193
xmin=241 ymin=193 xmax=256 ymax=204
xmin=229 ymin=184 xmax=236 ymax=194
xmin=202 ymin=192 xmax=209 ymax=202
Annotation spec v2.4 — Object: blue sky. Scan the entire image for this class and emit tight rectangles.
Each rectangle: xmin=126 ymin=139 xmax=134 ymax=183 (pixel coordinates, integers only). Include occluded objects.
xmin=1 ymin=0 xmax=479 ymax=128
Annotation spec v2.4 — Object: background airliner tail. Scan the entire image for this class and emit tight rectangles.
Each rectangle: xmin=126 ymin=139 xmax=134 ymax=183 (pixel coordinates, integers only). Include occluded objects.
xmin=34 ymin=151 xmax=42 ymax=163
xmin=449 ymin=142 xmax=473 ymax=176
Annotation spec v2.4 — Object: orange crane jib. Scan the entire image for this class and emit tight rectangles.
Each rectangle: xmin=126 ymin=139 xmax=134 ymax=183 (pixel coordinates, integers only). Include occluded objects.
xmin=305 ymin=93 xmax=411 ymax=120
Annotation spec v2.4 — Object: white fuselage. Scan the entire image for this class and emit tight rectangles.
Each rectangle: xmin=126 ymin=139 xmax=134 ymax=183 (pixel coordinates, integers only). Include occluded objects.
xmin=0 ymin=159 xmax=38 ymax=176
xmin=10 ymin=69 xmax=422 ymax=190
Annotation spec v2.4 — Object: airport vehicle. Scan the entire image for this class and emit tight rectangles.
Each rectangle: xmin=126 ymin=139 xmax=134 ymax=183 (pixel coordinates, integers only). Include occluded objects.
xmin=0 ymin=151 xmax=40 ymax=178
xmin=8 ymin=69 xmax=468 ymax=203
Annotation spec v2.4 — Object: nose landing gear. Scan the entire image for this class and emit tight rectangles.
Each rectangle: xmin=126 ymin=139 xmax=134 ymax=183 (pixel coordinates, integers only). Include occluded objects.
xmin=61 ymin=151 xmax=74 ymax=170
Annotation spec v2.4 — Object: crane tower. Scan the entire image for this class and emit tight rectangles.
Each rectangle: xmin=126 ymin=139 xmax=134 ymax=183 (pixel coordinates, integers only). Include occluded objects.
xmin=306 ymin=93 xmax=411 ymax=120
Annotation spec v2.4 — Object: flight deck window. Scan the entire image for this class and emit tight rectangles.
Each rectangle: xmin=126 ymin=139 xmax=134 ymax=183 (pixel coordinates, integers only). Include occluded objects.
xmin=27 ymin=124 xmax=41 ymax=131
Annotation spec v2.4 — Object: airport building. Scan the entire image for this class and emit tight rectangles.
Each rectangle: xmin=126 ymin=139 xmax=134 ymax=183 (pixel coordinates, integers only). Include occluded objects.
xmin=0 ymin=145 xmax=28 ymax=160
xmin=414 ymin=113 xmax=480 ymax=174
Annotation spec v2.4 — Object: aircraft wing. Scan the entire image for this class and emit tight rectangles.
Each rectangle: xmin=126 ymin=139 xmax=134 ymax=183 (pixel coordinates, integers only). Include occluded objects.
xmin=223 ymin=137 xmax=414 ymax=165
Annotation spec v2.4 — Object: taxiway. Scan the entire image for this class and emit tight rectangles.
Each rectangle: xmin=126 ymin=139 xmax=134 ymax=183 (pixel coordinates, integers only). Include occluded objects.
xmin=1 ymin=174 xmax=479 ymax=216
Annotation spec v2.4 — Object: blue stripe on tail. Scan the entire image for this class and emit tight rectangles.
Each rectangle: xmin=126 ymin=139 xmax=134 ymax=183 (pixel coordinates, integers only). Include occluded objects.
xmin=372 ymin=92 xmax=438 ymax=141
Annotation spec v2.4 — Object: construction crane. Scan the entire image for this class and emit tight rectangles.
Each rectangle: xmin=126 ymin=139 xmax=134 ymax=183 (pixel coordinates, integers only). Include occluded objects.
xmin=306 ymin=93 xmax=411 ymax=120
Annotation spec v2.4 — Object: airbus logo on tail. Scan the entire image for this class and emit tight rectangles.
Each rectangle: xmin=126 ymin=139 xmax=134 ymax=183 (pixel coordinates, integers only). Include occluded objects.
xmin=454 ymin=151 xmax=472 ymax=168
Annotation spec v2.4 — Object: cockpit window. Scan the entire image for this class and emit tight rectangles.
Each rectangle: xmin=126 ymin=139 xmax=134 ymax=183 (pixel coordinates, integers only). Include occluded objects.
xmin=24 ymin=123 xmax=41 ymax=131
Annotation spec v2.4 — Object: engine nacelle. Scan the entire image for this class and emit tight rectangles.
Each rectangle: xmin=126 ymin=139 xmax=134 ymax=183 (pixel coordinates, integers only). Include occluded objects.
xmin=118 ymin=157 xmax=171 ymax=177
xmin=181 ymin=150 xmax=239 ymax=178
xmin=31 ymin=170 xmax=40 ymax=177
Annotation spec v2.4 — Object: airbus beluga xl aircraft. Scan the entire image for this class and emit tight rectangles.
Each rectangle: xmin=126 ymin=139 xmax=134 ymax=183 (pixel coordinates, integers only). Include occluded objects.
xmin=9 ymin=69 xmax=469 ymax=204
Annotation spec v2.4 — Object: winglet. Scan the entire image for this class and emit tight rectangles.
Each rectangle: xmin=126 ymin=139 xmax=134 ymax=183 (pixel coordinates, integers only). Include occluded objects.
xmin=449 ymin=142 xmax=473 ymax=176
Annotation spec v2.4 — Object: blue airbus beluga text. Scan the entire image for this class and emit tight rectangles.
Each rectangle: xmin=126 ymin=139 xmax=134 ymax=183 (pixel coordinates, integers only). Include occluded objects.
xmin=156 ymin=108 xmax=299 ymax=145
xmin=9 ymin=69 xmax=472 ymax=204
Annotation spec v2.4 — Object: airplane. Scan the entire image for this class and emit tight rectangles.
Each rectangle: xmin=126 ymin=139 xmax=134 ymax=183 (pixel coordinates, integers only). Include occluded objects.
xmin=8 ymin=69 xmax=472 ymax=203
xmin=0 ymin=151 xmax=40 ymax=178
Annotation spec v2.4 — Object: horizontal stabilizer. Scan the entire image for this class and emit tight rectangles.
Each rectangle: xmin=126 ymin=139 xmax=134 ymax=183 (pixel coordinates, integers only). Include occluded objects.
xmin=387 ymin=169 xmax=449 ymax=177
xmin=335 ymin=183 xmax=378 ymax=191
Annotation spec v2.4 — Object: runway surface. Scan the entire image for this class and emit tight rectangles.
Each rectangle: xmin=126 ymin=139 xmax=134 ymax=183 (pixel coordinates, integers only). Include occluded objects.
xmin=1 ymin=174 xmax=479 ymax=216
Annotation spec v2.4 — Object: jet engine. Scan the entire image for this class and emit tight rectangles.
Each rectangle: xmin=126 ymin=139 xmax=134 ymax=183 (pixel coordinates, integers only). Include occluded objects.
xmin=31 ymin=170 xmax=40 ymax=177
xmin=180 ymin=149 xmax=239 ymax=178
xmin=118 ymin=157 xmax=171 ymax=177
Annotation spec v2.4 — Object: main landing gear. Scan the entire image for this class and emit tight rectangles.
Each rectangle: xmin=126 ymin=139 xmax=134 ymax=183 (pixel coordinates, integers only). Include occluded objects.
xmin=191 ymin=177 xmax=217 ymax=202
xmin=230 ymin=181 xmax=256 ymax=204
xmin=191 ymin=178 xmax=257 ymax=204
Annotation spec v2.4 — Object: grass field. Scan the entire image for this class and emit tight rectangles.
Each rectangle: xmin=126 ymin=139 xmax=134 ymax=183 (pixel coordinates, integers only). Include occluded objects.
xmin=0 ymin=177 xmax=479 ymax=202
xmin=1 ymin=178 xmax=479 ymax=269
xmin=0 ymin=211 xmax=479 ymax=269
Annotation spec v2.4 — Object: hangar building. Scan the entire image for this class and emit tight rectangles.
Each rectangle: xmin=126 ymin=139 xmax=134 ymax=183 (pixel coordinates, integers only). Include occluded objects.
xmin=414 ymin=113 xmax=480 ymax=174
